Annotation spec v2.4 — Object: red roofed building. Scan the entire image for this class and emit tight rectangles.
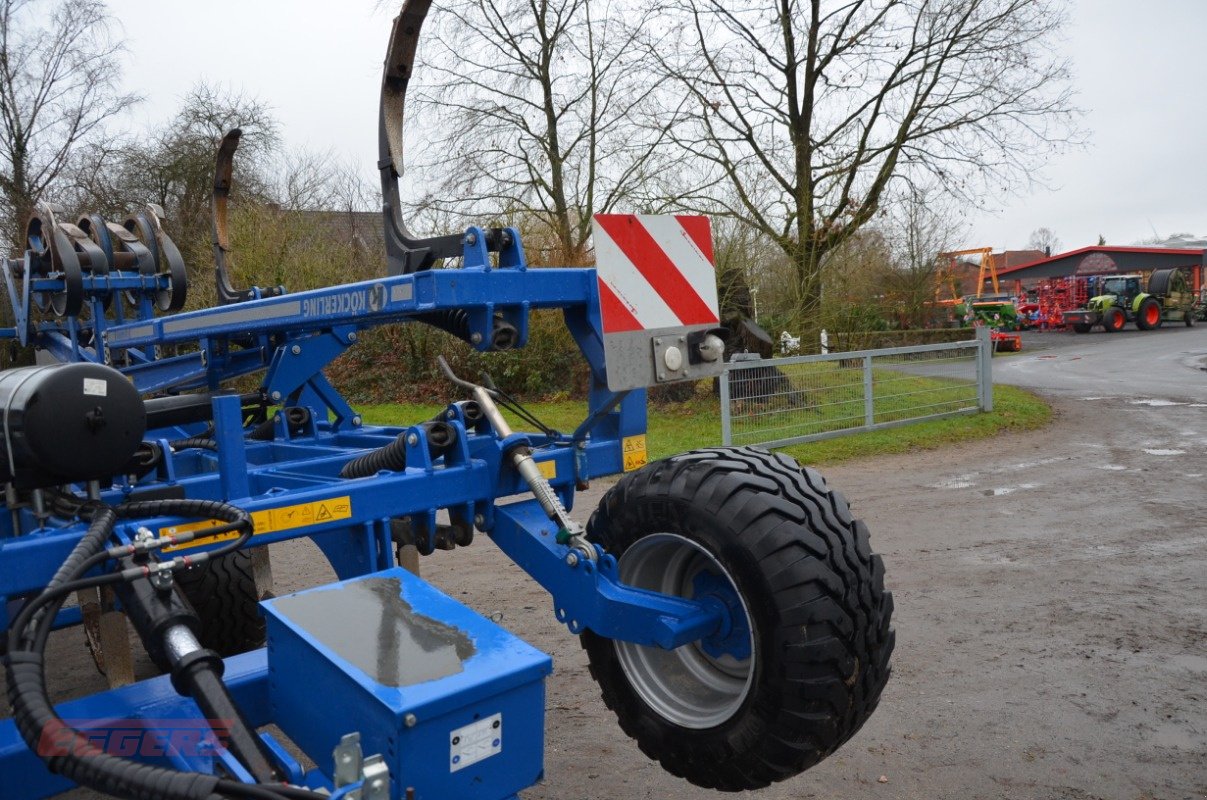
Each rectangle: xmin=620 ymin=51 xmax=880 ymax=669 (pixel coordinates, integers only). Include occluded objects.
xmin=998 ymin=246 xmax=1204 ymax=291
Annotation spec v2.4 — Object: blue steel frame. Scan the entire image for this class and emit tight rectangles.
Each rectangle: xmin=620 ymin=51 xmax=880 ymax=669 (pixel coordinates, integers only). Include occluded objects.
xmin=0 ymin=225 xmax=724 ymax=797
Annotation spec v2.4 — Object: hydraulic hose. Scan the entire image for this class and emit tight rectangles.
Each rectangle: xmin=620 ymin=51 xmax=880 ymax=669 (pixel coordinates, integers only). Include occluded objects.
xmin=339 ymin=433 xmax=408 ymax=478
xmin=247 ymin=418 xmax=275 ymax=441
xmin=169 ymin=437 xmax=219 ymax=452
xmin=339 ymin=420 xmax=456 ymax=478
xmin=114 ymin=502 xmax=279 ymax=780
xmin=5 ymin=501 xmax=222 ymax=800
xmin=4 ymin=499 xmax=322 ymax=800
xmin=415 ymin=310 xmax=517 ymax=350
xmin=4 ymin=655 xmax=223 ymax=800
xmin=20 ymin=505 xmax=117 ymax=642
xmin=247 ymin=407 xmax=311 ymax=442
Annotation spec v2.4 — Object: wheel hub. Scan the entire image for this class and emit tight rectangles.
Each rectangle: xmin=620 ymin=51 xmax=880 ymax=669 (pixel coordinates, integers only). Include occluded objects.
xmin=612 ymin=533 xmax=756 ymax=729
xmin=692 ymin=571 xmax=751 ymax=660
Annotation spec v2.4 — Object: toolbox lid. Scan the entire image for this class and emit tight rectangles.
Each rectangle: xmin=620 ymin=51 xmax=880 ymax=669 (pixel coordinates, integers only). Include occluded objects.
xmin=262 ymin=567 xmax=552 ymax=720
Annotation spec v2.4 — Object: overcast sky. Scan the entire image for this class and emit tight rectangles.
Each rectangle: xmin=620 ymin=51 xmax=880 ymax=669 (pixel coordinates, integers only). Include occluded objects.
xmin=104 ymin=0 xmax=1207 ymax=255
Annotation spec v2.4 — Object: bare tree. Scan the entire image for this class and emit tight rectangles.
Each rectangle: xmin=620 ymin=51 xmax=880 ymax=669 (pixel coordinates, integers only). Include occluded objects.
xmin=0 ymin=0 xmax=137 ymax=247
xmin=407 ymin=0 xmax=671 ymax=264
xmin=1027 ymin=226 xmax=1061 ymax=254
xmin=654 ymin=0 xmax=1080 ymax=326
xmin=880 ymin=186 xmax=966 ymax=326
xmin=713 ymin=216 xmax=772 ymax=323
xmin=80 ymin=84 xmax=278 ymax=269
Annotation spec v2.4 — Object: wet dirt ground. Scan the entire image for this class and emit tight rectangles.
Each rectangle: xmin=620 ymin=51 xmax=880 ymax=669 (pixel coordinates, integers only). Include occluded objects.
xmin=9 ymin=327 xmax=1207 ymax=799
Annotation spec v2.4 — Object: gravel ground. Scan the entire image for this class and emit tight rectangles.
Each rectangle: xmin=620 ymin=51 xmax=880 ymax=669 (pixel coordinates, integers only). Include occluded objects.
xmin=7 ymin=327 xmax=1207 ymax=800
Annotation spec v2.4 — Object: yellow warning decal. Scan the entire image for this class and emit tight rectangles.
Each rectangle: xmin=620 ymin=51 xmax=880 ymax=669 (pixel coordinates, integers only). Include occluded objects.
xmin=160 ymin=495 xmax=353 ymax=552
xmin=536 ymin=459 xmax=557 ymax=480
xmin=622 ymin=434 xmax=648 ymax=472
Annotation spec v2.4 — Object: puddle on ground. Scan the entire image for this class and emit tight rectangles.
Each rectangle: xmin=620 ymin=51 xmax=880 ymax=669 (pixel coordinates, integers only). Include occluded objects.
xmin=995 ymin=458 xmax=1065 ymax=472
xmin=931 ymin=460 xmax=1065 ymax=491
xmin=272 ymin=576 xmax=475 ymax=687
xmin=1095 ymin=464 xmax=1128 ymax=471
xmin=1143 ymin=448 xmax=1186 ymax=456
xmin=981 ymin=483 xmax=1038 ymax=497
xmin=1130 ymin=399 xmax=1188 ymax=407
xmin=932 ymin=478 xmax=975 ymax=489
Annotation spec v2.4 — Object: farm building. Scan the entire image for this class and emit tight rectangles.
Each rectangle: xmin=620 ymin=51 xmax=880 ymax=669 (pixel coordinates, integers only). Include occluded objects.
xmin=997 ymin=245 xmax=1206 ymax=329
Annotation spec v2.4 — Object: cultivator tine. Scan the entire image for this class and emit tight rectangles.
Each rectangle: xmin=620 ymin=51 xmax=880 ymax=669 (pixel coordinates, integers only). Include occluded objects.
xmin=59 ymin=220 xmax=110 ymax=276
xmin=378 ymin=0 xmax=465 ymax=274
xmin=24 ymin=209 xmax=49 ymax=313
xmin=210 ymin=128 xmax=284 ymax=304
xmin=212 ymin=128 xmax=247 ymax=304
xmin=380 ymin=0 xmax=430 ymax=181
xmin=61 ymin=219 xmax=114 ymax=311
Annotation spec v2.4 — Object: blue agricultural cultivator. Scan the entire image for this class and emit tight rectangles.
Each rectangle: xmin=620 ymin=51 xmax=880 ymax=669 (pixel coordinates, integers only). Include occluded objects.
xmin=0 ymin=2 xmax=893 ymax=798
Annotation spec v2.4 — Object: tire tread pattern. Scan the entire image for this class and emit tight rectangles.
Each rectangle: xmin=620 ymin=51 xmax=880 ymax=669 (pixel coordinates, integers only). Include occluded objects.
xmin=581 ymin=446 xmax=894 ymax=791
xmin=175 ymin=550 xmax=265 ymax=657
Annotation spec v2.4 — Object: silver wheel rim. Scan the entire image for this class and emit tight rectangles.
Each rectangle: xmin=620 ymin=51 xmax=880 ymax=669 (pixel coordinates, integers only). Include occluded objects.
xmin=613 ymin=533 xmax=755 ymax=729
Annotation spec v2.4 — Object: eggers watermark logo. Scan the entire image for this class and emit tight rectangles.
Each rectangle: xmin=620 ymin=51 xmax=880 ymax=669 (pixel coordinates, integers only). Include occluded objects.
xmin=39 ymin=719 xmax=232 ymax=758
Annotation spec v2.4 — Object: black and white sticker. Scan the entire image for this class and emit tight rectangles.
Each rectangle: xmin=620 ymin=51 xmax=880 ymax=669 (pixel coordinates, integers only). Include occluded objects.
xmin=82 ymin=378 xmax=108 ymax=397
xmin=449 ymin=713 xmax=501 ymax=772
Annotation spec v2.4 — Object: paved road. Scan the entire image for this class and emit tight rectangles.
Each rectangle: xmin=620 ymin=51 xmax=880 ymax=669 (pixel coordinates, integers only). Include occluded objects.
xmin=997 ymin=326 xmax=1207 ymax=399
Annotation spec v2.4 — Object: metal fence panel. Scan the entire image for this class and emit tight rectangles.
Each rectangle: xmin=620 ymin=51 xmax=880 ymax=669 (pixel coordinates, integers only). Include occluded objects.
xmin=721 ymin=328 xmax=991 ymax=448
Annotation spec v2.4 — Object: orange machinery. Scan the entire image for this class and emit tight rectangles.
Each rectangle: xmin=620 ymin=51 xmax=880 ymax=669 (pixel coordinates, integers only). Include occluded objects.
xmin=937 ymin=247 xmax=1000 ymax=299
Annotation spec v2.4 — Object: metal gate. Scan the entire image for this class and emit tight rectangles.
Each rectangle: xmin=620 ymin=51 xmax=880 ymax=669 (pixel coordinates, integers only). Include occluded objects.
xmin=720 ymin=328 xmax=992 ymax=448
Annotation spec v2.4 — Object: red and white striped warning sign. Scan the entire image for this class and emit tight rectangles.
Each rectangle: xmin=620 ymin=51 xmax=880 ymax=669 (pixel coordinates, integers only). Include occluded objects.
xmin=592 ymin=214 xmax=720 ymax=333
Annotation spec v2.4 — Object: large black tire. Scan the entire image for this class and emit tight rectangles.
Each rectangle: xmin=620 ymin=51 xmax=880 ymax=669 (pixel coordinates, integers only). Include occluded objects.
xmin=1102 ymin=307 xmax=1126 ymax=332
xmin=1071 ymin=322 xmax=1092 ymax=334
xmin=176 ymin=550 xmax=265 ymax=657
xmin=1135 ymin=297 xmax=1162 ymax=330
xmin=581 ymin=447 xmax=894 ymax=791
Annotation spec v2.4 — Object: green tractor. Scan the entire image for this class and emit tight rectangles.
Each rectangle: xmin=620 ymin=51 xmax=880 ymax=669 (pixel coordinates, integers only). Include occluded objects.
xmin=1063 ymin=269 xmax=1199 ymax=333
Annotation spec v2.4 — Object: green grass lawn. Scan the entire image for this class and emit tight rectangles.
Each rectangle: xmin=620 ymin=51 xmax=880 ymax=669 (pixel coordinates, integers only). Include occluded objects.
xmin=727 ymin=360 xmax=984 ymax=445
xmin=358 ymin=382 xmax=1050 ymax=466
